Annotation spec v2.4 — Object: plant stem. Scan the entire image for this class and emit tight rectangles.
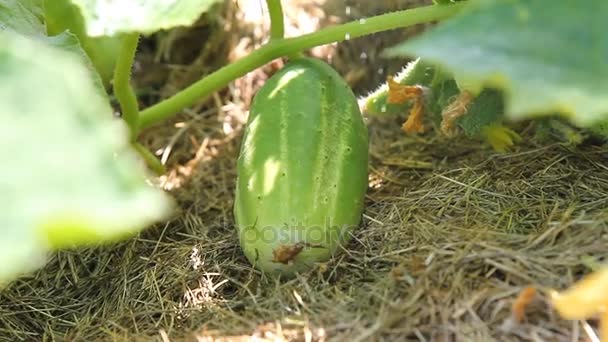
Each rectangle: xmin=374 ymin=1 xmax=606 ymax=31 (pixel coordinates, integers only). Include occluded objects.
xmin=266 ymin=0 xmax=302 ymax=60
xmin=266 ymin=0 xmax=285 ymax=40
xmin=138 ymin=3 xmax=466 ymax=131
xmin=132 ymin=142 xmax=166 ymax=176
xmin=114 ymin=33 xmax=140 ymax=140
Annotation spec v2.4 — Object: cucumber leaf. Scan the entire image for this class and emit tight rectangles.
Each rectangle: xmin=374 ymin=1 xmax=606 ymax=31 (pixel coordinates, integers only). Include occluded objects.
xmin=0 ymin=0 xmax=45 ymax=36
xmin=0 ymin=31 xmax=174 ymax=285
xmin=44 ymin=0 xmax=121 ymax=87
xmin=1 ymin=0 xmax=109 ymax=100
xmin=384 ymin=0 xmax=608 ymax=127
xmin=45 ymin=31 xmax=110 ymax=99
xmin=67 ymin=0 xmax=223 ymax=37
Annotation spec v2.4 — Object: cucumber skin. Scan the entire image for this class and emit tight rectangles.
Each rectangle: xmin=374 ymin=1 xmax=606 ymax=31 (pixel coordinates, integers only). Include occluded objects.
xmin=234 ymin=57 xmax=369 ymax=276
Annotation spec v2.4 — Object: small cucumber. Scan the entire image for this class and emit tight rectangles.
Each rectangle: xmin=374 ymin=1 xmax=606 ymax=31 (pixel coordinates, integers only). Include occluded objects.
xmin=234 ymin=57 xmax=369 ymax=276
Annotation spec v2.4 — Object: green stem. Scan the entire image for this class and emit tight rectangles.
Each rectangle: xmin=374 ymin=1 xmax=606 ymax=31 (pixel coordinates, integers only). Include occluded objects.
xmin=114 ymin=33 xmax=141 ymax=140
xmin=132 ymin=142 xmax=166 ymax=176
xmin=266 ymin=0 xmax=285 ymax=40
xmin=266 ymin=0 xmax=302 ymax=60
xmin=138 ymin=3 xmax=465 ymax=131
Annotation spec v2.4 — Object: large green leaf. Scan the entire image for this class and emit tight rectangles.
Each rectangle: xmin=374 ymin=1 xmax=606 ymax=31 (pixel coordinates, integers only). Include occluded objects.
xmin=45 ymin=31 xmax=110 ymax=99
xmin=1 ymin=0 xmax=109 ymax=99
xmin=0 ymin=31 xmax=174 ymax=284
xmin=0 ymin=0 xmax=45 ymax=36
xmin=68 ymin=0 xmax=222 ymax=36
xmin=384 ymin=0 xmax=608 ymax=127
xmin=44 ymin=0 xmax=121 ymax=87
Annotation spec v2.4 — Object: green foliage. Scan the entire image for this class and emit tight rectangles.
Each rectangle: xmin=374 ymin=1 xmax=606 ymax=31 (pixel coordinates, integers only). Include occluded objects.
xmin=0 ymin=0 xmax=175 ymax=284
xmin=0 ymin=0 xmax=45 ymax=35
xmin=0 ymin=31 xmax=174 ymax=284
xmin=68 ymin=0 xmax=223 ymax=36
xmin=1 ymin=0 xmax=108 ymax=99
xmin=44 ymin=0 xmax=121 ymax=86
xmin=361 ymin=58 xmax=507 ymax=139
xmin=361 ymin=59 xmax=436 ymax=117
xmin=589 ymin=120 xmax=608 ymax=138
xmin=534 ymin=118 xmax=585 ymax=145
xmin=384 ymin=0 xmax=608 ymax=128
xmin=457 ymin=89 xmax=504 ymax=137
xmin=45 ymin=32 xmax=110 ymax=99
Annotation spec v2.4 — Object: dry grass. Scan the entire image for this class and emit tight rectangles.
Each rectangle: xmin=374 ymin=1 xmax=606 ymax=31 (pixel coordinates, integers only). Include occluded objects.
xmin=2 ymin=1 xmax=608 ymax=341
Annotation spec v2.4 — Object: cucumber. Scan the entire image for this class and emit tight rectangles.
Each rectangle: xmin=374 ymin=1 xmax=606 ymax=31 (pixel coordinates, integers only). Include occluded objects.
xmin=360 ymin=58 xmax=434 ymax=117
xmin=234 ymin=57 xmax=369 ymax=276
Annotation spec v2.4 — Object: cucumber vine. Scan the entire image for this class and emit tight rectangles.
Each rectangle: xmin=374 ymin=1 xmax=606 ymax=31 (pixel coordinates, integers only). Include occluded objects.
xmin=266 ymin=0 xmax=285 ymax=40
xmin=113 ymin=33 xmax=141 ymax=141
xmin=128 ymin=2 xmax=465 ymax=143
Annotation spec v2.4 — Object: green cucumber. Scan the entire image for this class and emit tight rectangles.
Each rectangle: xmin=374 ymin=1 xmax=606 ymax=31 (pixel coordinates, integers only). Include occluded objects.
xmin=359 ymin=58 xmax=436 ymax=117
xmin=234 ymin=57 xmax=369 ymax=276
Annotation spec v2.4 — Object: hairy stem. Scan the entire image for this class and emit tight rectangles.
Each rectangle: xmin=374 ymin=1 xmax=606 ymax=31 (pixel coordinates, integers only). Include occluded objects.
xmin=138 ymin=3 xmax=465 ymax=131
xmin=266 ymin=0 xmax=303 ymax=60
xmin=266 ymin=0 xmax=285 ymax=40
xmin=113 ymin=33 xmax=140 ymax=140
